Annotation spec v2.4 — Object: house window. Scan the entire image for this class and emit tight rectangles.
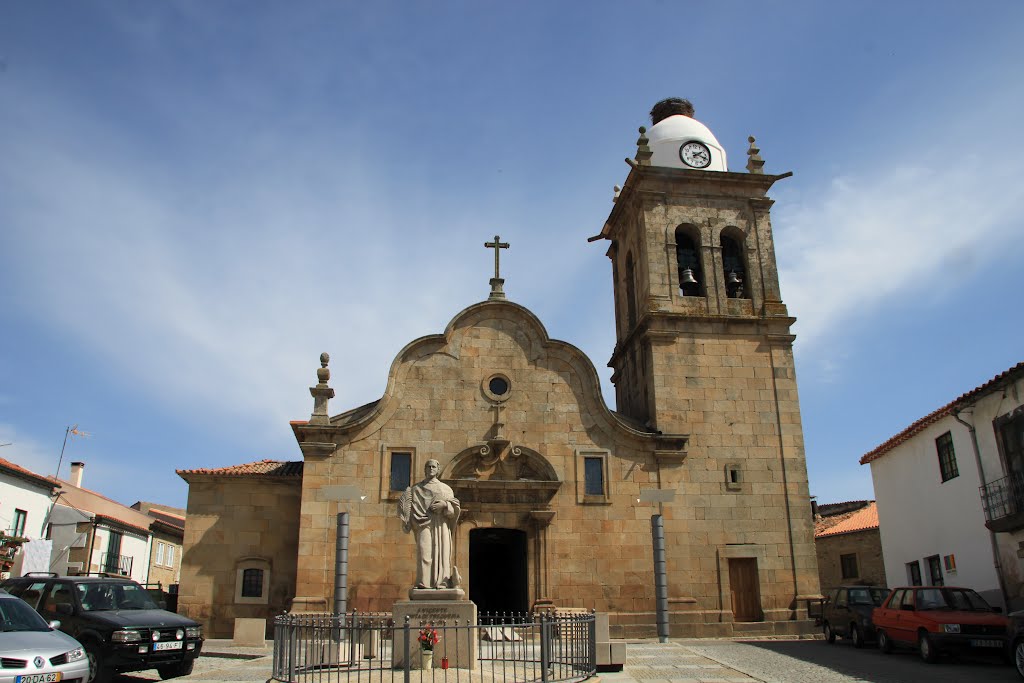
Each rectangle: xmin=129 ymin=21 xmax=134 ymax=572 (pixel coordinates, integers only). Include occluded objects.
xmin=241 ymin=568 xmax=264 ymax=598
xmin=840 ymin=553 xmax=859 ymax=579
xmin=104 ymin=530 xmax=123 ymax=573
xmin=926 ymin=554 xmax=944 ymax=585
xmin=675 ymin=228 xmax=702 ymax=297
xmin=906 ymin=560 xmax=922 ymax=586
xmin=12 ymin=509 xmax=27 ymax=537
xmin=166 ymin=545 xmax=175 ymax=566
xmin=390 ymin=452 xmax=412 ymax=492
xmin=576 ymin=449 xmax=610 ymax=503
xmin=156 ymin=542 xmax=165 ymax=566
xmin=235 ymin=558 xmax=271 ymax=605
xmin=584 ymin=457 xmax=604 ymax=496
xmin=936 ymin=431 xmax=959 ymax=482
xmin=996 ymin=409 xmax=1024 ymax=475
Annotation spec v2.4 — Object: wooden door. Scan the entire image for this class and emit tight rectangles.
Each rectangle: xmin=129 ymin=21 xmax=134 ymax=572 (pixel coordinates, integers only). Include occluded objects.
xmin=729 ymin=558 xmax=763 ymax=622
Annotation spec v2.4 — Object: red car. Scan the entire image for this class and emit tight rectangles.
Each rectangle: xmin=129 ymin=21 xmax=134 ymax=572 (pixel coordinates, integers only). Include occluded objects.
xmin=872 ymin=586 xmax=1008 ymax=663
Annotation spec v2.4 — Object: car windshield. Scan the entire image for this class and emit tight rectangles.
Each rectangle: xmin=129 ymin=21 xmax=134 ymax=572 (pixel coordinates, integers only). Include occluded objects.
xmin=945 ymin=588 xmax=994 ymax=612
xmin=76 ymin=583 xmax=159 ymax=611
xmin=916 ymin=588 xmax=994 ymax=611
xmin=0 ymin=597 xmax=51 ymax=632
xmin=848 ymin=587 xmax=887 ymax=606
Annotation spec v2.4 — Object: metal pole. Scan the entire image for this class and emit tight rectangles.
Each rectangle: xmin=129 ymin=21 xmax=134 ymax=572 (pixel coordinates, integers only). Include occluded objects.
xmin=334 ymin=512 xmax=349 ymax=617
xmin=403 ymin=616 xmax=411 ymax=683
xmin=651 ymin=514 xmax=669 ymax=643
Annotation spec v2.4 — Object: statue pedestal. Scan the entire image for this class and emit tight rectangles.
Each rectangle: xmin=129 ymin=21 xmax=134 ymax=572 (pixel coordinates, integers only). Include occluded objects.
xmin=392 ymin=599 xmax=477 ymax=670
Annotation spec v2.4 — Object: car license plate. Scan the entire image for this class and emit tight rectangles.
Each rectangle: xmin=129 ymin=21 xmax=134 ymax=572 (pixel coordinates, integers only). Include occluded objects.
xmin=153 ymin=641 xmax=183 ymax=651
xmin=970 ymin=639 xmax=1002 ymax=648
xmin=16 ymin=674 xmax=61 ymax=683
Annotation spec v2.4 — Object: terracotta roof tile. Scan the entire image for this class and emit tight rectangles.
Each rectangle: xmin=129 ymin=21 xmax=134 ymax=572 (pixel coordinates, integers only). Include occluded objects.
xmin=0 ymin=457 xmax=59 ymax=490
xmin=816 ymin=502 xmax=879 ymax=538
xmin=860 ymin=361 xmax=1024 ymax=466
xmin=176 ymin=459 xmax=303 ymax=478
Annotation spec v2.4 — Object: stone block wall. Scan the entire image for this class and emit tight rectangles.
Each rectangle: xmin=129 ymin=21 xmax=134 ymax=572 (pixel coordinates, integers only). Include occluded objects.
xmin=816 ymin=529 xmax=886 ymax=592
xmin=179 ymin=477 xmax=301 ymax=637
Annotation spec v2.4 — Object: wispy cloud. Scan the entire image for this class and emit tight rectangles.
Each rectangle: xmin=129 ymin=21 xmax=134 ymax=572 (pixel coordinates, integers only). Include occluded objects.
xmin=776 ymin=153 xmax=1022 ymax=369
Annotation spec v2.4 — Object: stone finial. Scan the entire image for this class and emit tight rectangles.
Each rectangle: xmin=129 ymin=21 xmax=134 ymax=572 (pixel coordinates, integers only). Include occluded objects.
xmin=746 ymin=135 xmax=765 ymax=174
xmin=635 ymin=126 xmax=653 ymax=166
xmin=612 ymin=185 xmax=622 ymax=203
xmin=309 ymin=352 xmax=335 ymax=425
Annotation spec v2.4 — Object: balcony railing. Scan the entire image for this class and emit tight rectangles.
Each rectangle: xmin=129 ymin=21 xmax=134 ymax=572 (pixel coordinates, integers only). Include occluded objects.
xmin=100 ymin=552 xmax=133 ymax=576
xmin=980 ymin=471 xmax=1024 ymax=532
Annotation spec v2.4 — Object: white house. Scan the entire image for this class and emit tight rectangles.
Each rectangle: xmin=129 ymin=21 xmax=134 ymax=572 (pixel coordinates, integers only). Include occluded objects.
xmin=0 ymin=457 xmax=59 ymax=576
xmin=860 ymin=362 xmax=1024 ymax=610
xmin=47 ymin=462 xmax=154 ymax=583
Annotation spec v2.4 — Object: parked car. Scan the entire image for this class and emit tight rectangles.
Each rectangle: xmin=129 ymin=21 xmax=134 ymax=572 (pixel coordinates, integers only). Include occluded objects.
xmin=1 ymin=573 xmax=203 ymax=682
xmin=822 ymin=585 xmax=889 ymax=648
xmin=0 ymin=587 xmax=91 ymax=683
xmin=872 ymin=585 xmax=1008 ymax=663
xmin=1009 ymin=610 xmax=1024 ymax=678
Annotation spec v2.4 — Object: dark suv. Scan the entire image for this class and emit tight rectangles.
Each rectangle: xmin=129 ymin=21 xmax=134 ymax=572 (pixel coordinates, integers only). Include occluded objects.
xmin=1 ymin=573 xmax=203 ymax=682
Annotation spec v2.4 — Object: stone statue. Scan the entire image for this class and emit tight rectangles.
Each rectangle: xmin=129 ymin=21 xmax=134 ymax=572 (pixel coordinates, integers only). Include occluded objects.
xmin=398 ymin=459 xmax=461 ymax=589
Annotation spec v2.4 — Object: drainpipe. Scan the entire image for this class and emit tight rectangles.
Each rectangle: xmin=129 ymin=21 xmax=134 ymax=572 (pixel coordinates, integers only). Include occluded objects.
xmin=953 ymin=409 xmax=1010 ymax=609
xmin=85 ymin=516 xmax=97 ymax=575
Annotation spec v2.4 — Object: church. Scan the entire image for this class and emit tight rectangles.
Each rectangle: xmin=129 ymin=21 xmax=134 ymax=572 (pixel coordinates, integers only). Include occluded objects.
xmin=177 ymin=99 xmax=821 ymax=639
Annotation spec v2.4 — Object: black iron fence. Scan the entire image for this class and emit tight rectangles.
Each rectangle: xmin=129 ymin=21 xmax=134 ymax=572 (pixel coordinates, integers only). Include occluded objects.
xmin=271 ymin=611 xmax=596 ymax=683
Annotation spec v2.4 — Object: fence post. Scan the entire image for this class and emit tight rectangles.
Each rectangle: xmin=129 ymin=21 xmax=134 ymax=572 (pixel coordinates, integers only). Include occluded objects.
xmin=287 ymin=615 xmax=297 ymax=682
xmin=540 ymin=612 xmax=550 ymax=683
xmin=403 ymin=615 xmax=411 ymax=683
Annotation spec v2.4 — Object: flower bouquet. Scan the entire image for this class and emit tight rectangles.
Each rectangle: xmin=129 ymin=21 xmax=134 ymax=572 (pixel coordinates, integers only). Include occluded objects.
xmin=418 ymin=627 xmax=440 ymax=651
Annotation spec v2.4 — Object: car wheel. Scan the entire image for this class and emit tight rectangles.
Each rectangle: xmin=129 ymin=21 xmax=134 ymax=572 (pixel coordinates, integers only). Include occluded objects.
xmin=1014 ymin=639 xmax=1024 ymax=679
xmin=919 ymin=631 xmax=939 ymax=663
xmin=84 ymin=642 xmax=109 ymax=683
xmin=851 ymin=624 xmax=864 ymax=649
xmin=158 ymin=660 xmax=195 ymax=680
xmin=877 ymin=629 xmax=892 ymax=654
xmin=823 ymin=621 xmax=836 ymax=644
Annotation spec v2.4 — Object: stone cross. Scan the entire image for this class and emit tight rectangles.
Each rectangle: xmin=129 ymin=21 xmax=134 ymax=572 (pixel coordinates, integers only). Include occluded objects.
xmin=485 ymin=235 xmax=510 ymax=300
xmin=485 ymin=235 xmax=509 ymax=279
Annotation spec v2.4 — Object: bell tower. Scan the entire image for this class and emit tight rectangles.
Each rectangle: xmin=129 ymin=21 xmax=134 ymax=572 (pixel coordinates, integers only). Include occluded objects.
xmin=593 ymin=99 xmax=820 ymax=619
xmin=596 ymin=98 xmax=795 ymax=434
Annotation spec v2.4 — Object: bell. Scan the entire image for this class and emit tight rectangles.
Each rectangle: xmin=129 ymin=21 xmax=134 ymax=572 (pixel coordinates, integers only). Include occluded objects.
xmin=680 ymin=268 xmax=698 ymax=285
xmin=727 ymin=271 xmax=742 ymax=285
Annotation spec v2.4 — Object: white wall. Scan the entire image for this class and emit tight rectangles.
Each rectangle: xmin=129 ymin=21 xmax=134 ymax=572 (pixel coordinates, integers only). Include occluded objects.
xmin=47 ymin=504 xmax=90 ymax=575
xmin=0 ymin=473 xmax=55 ymax=539
xmin=869 ymin=413 xmax=1001 ymax=604
xmin=961 ymin=376 xmax=1024 ymax=608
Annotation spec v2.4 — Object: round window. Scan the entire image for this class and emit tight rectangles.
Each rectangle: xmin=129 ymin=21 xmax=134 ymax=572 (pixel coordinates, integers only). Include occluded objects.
xmin=482 ymin=373 xmax=512 ymax=402
xmin=488 ymin=376 xmax=509 ymax=396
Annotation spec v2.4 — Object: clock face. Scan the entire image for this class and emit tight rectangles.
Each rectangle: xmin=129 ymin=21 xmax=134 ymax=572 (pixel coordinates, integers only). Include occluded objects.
xmin=679 ymin=141 xmax=712 ymax=168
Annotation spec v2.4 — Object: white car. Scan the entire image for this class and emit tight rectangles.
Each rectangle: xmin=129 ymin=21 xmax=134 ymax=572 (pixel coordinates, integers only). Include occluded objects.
xmin=0 ymin=589 xmax=90 ymax=683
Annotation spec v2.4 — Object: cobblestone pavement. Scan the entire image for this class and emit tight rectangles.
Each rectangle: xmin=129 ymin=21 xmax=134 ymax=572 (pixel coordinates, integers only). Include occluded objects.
xmin=103 ymin=637 xmax=1023 ymax=683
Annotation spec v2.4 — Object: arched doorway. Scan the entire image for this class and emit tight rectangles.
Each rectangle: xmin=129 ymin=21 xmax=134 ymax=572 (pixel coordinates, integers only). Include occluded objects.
xmin=469 ymin=528 xmax=528 ymax=617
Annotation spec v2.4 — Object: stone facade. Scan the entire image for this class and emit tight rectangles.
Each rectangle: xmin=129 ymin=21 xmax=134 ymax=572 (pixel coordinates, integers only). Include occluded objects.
xmin=177 ymin=108 xmax=821 ymax=639
xmin=815 ymin=529 xmax=885 ymax=592
xmin=177 ymin=465 xmax=301 ymax=637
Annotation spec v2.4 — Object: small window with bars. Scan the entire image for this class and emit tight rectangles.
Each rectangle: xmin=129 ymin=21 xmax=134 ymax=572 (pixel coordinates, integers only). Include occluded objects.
xmin=241 ymin=568 xmax=264 ymax=598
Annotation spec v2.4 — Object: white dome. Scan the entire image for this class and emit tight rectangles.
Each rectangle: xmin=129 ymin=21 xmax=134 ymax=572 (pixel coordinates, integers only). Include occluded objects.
xmin=647 ymin=115 xmax=728 ymax=172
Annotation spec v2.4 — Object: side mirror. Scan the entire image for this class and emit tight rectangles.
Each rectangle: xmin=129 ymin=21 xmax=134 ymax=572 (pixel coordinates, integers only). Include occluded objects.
xmin=48 ymin=620 xmax=61 ymax=630
xmin=55 ymin=604 xmax=73 ymax=616
xmin=994 ymin=607 xmax=1003 ymax=614
xmin=158 ymin=599 xmax=167 ymax=609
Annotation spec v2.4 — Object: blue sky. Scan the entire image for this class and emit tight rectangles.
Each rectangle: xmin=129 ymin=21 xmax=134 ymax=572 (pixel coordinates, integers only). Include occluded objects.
xmin=1 ymin=2 xmax=1022 ymax=513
